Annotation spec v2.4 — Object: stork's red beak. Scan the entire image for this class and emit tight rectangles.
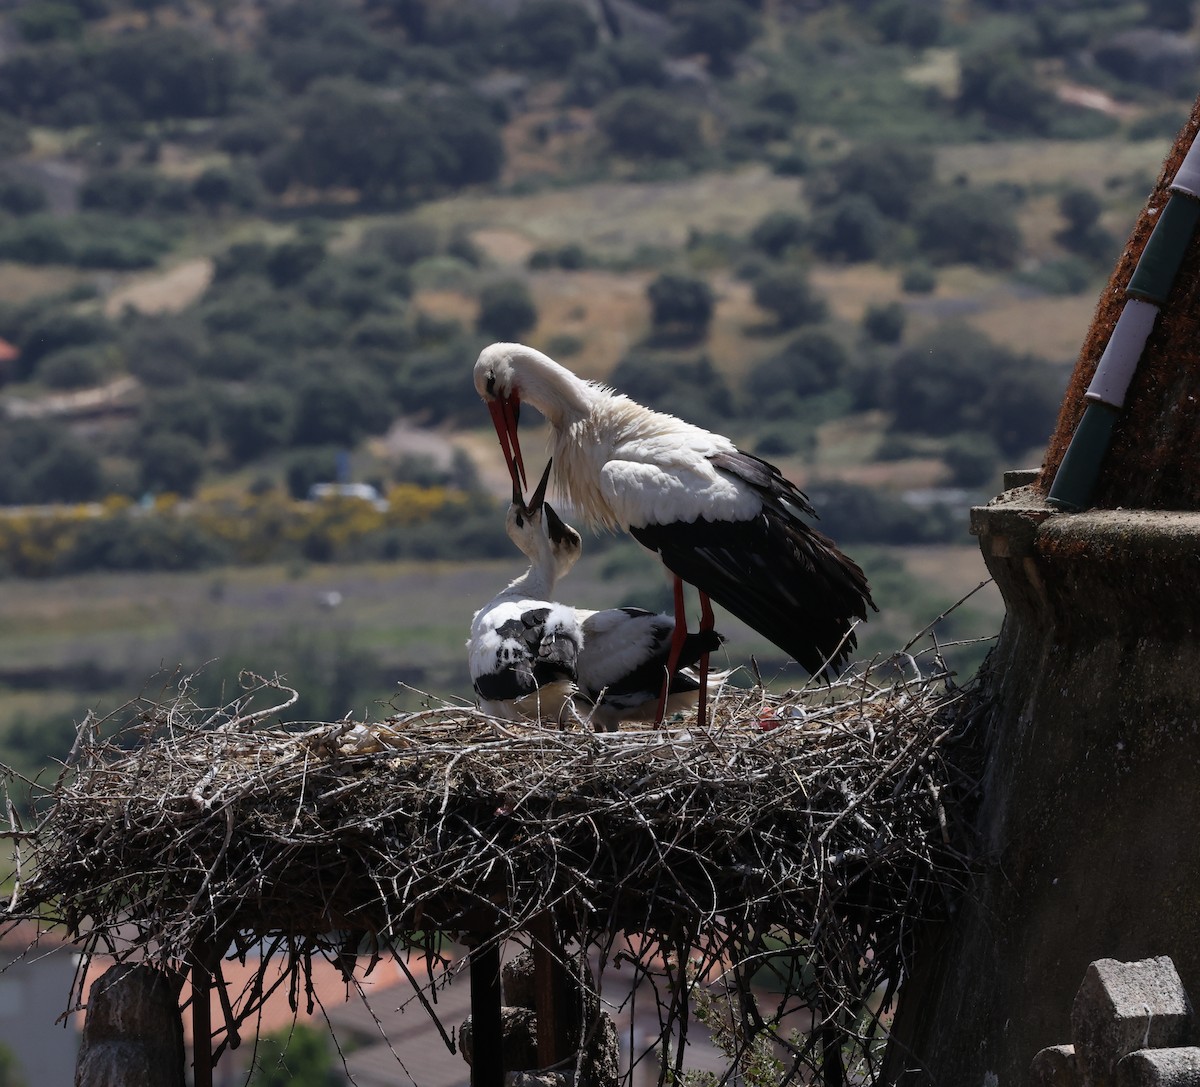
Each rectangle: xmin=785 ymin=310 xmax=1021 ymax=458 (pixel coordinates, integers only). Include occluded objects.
xmin=488 ymin=395 xmax=525 ymax=491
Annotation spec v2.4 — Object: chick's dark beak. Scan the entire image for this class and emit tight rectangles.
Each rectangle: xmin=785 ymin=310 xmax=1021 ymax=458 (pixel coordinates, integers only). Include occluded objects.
xmin=527 ymin=459 xmax=553 ymax=514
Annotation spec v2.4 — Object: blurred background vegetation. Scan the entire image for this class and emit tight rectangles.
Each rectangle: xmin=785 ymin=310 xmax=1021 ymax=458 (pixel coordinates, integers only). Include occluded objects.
xmin=0 ymin=0 xmax=1194 ymax=794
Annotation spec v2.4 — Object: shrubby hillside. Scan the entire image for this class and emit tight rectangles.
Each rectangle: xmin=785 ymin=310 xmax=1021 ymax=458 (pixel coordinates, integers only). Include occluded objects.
xmin=0 ymin=0 xmax=1193 ymax=577
xmin=0 ymin=0 xmax=1195 ymax=805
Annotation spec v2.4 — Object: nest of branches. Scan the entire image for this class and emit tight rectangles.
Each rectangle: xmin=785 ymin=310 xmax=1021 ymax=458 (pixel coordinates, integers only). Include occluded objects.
xmin=1 ymin=636 xmax=989 ymax=1085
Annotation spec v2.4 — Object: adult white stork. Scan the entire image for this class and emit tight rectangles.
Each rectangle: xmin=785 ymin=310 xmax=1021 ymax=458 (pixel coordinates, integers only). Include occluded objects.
xmin=473 ymin=341 xmax=877 ymax=722
xmin=467 ymin=461 xmax=584 ymax=724
xmin=502 ymin=482 xmax=725 ymax=731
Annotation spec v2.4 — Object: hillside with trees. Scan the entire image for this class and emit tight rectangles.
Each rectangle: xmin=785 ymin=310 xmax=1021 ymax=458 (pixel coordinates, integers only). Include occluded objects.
xmin=0 ymin=0 xmax=1194 ymax=773
xmin=0 ymin=0 xmax=1191 ymax=520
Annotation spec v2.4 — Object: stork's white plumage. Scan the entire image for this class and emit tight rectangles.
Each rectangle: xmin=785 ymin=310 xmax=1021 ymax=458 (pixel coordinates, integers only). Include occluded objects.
xmin=467 ymin=463 xmax=583 ymax=724
xmin=474 ymin=342 xmax=877 ymax=695
xmin=503 ymin=491 xmax=723 ymax=731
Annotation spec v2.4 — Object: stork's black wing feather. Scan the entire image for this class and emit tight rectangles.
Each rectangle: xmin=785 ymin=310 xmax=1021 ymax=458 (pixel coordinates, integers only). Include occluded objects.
xmin=631 ymin=450 xmax=875 ymax=677
xmin=599 ymin=627 xmax=723 ymax=702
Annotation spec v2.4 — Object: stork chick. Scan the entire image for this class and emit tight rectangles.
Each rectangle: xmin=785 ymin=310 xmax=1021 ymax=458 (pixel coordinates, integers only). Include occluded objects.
xmin=467 ymin=461 xmax=583 ymax=724
xmin=503 ymin=481 xmax=724 ymax=732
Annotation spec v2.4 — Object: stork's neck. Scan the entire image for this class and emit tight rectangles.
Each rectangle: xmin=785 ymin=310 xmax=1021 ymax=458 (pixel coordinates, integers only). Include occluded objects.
xmin=504 ymin=561 xmax=556 ymax=599
xmin=514 ymin=348 xmax=598 ymax=427
xmin=504 ymin=523 xmax=561 ymax=598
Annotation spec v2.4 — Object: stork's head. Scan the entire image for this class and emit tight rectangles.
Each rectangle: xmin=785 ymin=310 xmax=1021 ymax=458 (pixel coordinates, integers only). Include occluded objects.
xmin=505 ymin=458 xmax=582 ymax=580
xmin=475 ymin=343 xmax=526 ymax=491
xmin=505 ymin=457 xmax=553 ymax=562
xmin=542 ymin=501 xmax=582 ymax=581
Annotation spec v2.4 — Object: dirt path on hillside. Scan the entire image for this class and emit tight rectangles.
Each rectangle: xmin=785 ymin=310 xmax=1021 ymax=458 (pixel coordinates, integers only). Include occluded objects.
xmin=103 ymin=257 xmax=214 ymax=318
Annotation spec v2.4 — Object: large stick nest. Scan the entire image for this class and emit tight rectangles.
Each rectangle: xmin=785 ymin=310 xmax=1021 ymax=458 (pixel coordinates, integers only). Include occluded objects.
xmin=0 ymin=635 xmax=989 ymax=1084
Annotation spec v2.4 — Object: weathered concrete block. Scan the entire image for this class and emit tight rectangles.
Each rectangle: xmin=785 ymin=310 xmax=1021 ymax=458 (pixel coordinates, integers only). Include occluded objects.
xmin=1117 ymin=1048 xmax=1200 ymax=1087
xmin=577 ymin=1010 xmax=619 ymax=1087
xmin=1072 ymin=957 xmax=1194 ymax=1087
xmin=1032 ymin=1044 xmax=1079 ymax=1087
xmin=503 ymin=949 xmax=536 ymax=1010
xmin=460 ymin=1006 xmax=539 ymax=1071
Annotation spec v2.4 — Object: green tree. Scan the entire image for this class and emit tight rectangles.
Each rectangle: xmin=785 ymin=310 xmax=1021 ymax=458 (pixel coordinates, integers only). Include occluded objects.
xmin=14 ymin=2 xmax=84 ymax=42
xmin=751 ymin=266 xmax=827 ymax=329
xmin=913 ymin=188 xmax=1021 ymax=269
xmin=477 ymin=279 xmax=538 ymax=341
xmin=501 ymin=0 xmax=598 ymax=74
xmin=565 ymin=38 xmax=668 ymax=106
xmin=749 ymin=210 xmax=806 ymax=259
xmin=90 ymin=28 xmax=242 ymax=120
xmin=16 ymin=309 xmax=110 ymax=379
xmin=873 ymin=0 xmax=943 ymax=47
xmin=286 ymin=447 xmax=340 ymax=499
xmin=0 ymin=115 xmax=31 ymax=158
xmin=1055 ymin=186 xmax=1116 ymax=262
xmin=292 ymin=361 xmax=393 ymax=446
xmin=220 ymin=387 xmax=296 ymax=465
xmin=138 ymin=432 xmax=206 ymax=496
xmin=809 ymin=143 xmax=935 ymax=222
xmin=884 ymin=323 xmax=1063 ymax=455
xmin=670 ymin=0 xmax=756 ymax=77
xmin=958 ymin=49 xmax=1050 ymax=134
xmin=286 ymin=80 xmax=502 ymax=203
xmin=0 ymin=175 xmax=47 ymax=215
xmin=123 ymin=319 xmax=207 ymax=388
xmin=745 ymin=328 xmax=849 ymax=402
xmin=34 ymin=346 xmax=105 ymax=388
xmin=266 ymin=238 xmax=326 ymax=288
xmin=367 ymin=221 xmax=440 ymax=266
xmin=1145 ymin=0 xmax=1193 ymax=31
xmin=26 ymin=438 xmax=104 ymax=502
xmin=0 ymin=44 xmax=91 ymax=125
xmin=596 ymin=88 xmax=702 ymax=160
xmin=943 ymin=432 xmax=1001 ymax=487
xmin=192 ymin=165 xmax=261 ymax=213
xmin=862 ymin=301 xmax=906 ymax=345
xmin=809 ymin=193 xmax=886 ymax=263
xmin=646 ymin=271 xmax=714 ymax=342
xmin=422 ymin=91 xmax=506 ymax=186
xmin=138 ymin=388 xmax=216 ymax=448
xmin=80 ymin=168 xmax=175 ymax=214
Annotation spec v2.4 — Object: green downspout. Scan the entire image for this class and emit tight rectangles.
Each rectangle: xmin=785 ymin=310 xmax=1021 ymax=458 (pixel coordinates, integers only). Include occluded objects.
xmin=1046 ymin=135 xmax=1200 ymax=512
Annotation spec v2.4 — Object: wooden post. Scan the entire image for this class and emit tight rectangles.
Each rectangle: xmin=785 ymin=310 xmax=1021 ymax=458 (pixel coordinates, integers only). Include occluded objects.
xmin=530 ymin=912 xmax=575 ymax=1069
xmin=189 ymin=942 xmax=214 ymax=1087
xmin=469 ymin=939 xmax=504 ymax=1087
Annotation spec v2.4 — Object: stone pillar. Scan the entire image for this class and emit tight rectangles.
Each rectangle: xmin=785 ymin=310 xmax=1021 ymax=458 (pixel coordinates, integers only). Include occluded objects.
xmin=884 ymin=490 xmax=1200 ymax=1086
xmin=885 ymin=94 xmax=1200 ymax=1087
xmin=75 ymin=963 xmax=186 ymax=1087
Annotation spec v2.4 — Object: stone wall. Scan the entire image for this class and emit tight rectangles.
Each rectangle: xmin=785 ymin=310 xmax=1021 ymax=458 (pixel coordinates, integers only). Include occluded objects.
xmin=884 ymin=489 xmax=1200 ymax=1086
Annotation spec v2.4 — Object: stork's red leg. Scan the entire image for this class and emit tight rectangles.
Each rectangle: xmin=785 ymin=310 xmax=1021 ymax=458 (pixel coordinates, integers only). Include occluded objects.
xmin=657 ymin=575 xmax=689 ymax=725
xmin=696 ymin=591 xmax=715 ymax=729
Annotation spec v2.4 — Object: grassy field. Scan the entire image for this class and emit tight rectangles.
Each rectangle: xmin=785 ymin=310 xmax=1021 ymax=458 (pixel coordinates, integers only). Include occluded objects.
xmin=0 ymin=537 xmax=1003 ymax=758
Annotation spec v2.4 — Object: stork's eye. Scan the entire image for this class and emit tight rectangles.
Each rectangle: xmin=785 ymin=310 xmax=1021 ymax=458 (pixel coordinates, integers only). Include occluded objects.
xmin=515 ymin=513 xmax=524 ymax=528
xmin=485 ymin=370 xmax=497 ymax=395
